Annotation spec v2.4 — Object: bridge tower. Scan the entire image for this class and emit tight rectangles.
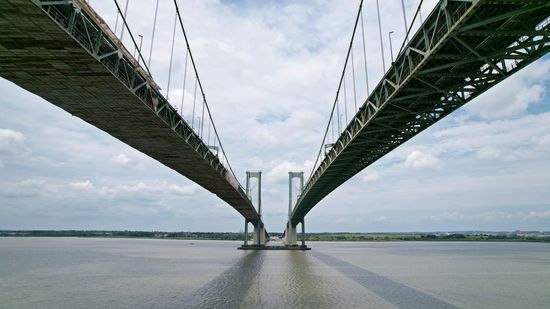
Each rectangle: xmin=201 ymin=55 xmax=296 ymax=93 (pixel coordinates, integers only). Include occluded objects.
xmin=244 ymin=171 xmax=266 ymax=246
xmin=285 ymin=171 xmax=306 ymax=248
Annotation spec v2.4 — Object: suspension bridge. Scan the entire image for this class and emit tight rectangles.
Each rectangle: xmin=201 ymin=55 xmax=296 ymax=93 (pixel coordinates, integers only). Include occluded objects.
xmin=283 ymin=0 xmax=550 ymax=245
xmin=0 ymin=0 xmax=271 ymax=243
xmin=0 ymin=0 xmax=549 ymax=248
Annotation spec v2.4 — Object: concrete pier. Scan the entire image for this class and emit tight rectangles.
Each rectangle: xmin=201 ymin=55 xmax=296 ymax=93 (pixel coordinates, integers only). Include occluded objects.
xmin=240 ymin=239 xmax=309 ymax=250
xmin=284 ymin=224 xmax=297 ymax=246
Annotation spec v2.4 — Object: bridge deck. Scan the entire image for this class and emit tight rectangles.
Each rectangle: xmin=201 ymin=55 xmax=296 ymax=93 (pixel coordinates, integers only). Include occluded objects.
xmin=0 ymin=0 xmax=260 ymax=222
xmin=291 ymin=0 xmax=550 ymax=225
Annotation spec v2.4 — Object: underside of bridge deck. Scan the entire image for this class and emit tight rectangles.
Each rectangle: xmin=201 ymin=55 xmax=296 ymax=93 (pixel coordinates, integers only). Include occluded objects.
xmin=291 ymin=0 xmax=550 ymax=225
xmin=0 ymin=0 xmax=260 ymax=223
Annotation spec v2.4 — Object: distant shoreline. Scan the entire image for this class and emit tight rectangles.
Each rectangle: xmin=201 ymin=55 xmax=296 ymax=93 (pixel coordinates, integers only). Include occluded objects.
xmin=1 ymin=230 xmax=549 ymax=242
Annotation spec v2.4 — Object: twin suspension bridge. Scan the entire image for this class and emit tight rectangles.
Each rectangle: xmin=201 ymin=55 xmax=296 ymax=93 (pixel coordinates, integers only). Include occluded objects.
xmin=0 ymin=0 xmax=549 ymax=249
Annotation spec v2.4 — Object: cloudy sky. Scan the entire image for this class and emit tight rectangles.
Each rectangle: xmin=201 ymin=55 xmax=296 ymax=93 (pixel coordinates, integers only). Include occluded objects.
xmin=1 ymin=0 xmax=549 ymax=232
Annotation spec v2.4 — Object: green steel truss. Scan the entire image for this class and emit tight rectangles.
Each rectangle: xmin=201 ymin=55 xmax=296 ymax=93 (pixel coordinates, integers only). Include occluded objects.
xmin=291 ymin=0 xmax=550 ymax=226
xmin=3 ymin=0 xmax=261 ymax=224
xmin=35 ymin=1 xmax=225 ymax=176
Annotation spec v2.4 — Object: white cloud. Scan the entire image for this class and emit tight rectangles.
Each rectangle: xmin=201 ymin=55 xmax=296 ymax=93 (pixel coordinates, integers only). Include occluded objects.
xmin=476 ymin=147 xmax=501 ymax=160
xmin=0 ymin=179 xmax=49 ymax=198
xmin=361 ymin=170 xmax=380 ymax=182
xmin=432 ymin=112 xmax=550 ymax=162
xmin=430 ymin=211 xmax=513 ymax=222
xmin=111 ymin=153 xmax=132 ymax=167
xmin=265 ymin=160 xmax=313 ymax=184
xmin=403 ymin=150 xmax=441 ymax=169
xmin=532 ymin=134 xmax=550 ymax=151
xmin=20 ymin=179 xmax=46 ymax=188
xmin=0 ymin=128 xmax=27 ymax=156
xmin=70 ymin=180 xmax=95 ymax=191
xmin=524 ymin=210 xmax=550 ymax=220
xmin=465 ymin=60 xmax=550 ymax=119
xmin=97 ymin=181 xmax=197 ymax=197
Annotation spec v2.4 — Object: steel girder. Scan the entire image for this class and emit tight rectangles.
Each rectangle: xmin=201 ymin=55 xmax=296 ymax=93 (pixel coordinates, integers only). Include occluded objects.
xmin=290 ymin=0 xmax=550 ymax=226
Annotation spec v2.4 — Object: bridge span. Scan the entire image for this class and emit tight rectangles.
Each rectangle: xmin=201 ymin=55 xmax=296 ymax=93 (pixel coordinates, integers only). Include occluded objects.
xmin=1 ymin=0 xmax=549 ymax=249
xmin=0 ymin=0 xmax=263 ymax=226
xmin=286 ymin=0 xmax=550 ymax=236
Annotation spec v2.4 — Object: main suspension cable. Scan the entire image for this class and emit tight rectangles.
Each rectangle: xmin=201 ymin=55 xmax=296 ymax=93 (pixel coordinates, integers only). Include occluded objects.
xmin=397 ymin=0 xmax=424 ymax=57
xmin=173 ymin=0 xmax=241 ymax=185
xmin=113 ymin=0 xmax=152 ymax=76
xmin=307 ymin=0 xmax=364 ymax=183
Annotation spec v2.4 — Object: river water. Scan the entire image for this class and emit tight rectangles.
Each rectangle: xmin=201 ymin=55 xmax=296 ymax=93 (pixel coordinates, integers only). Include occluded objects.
xmin=0 ymin=238 xmax=549 ymax=308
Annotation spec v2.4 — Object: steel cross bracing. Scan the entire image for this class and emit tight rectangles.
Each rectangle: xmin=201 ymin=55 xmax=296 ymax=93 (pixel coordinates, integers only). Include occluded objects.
xmin=0 ymin=0 xmax=261 ymax=224
xmin=290 ymin=0 xmax=550 ymax=226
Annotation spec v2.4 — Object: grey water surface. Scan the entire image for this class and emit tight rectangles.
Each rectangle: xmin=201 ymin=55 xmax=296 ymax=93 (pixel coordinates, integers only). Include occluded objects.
xmin=1 ymin=238 xmax=549 ymax=308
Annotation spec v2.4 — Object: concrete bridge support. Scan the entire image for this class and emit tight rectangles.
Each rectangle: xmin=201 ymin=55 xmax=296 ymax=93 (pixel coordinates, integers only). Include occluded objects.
xmin=244 ymin=219 xmax=249 ymax=246
xmin=242 ymin=171 xmax=267 ymax=247
xmin=284 ymin=219 xmax=306 ymax=248
xmin=285 ymin=223 xmax=297 ymax=246
xmin=253 ymin=222 xmax=266 ymax=245
xmin=285 ymin=171 xmax=308 ymax=248
xmin=300 ymin=219 xmax=306 ymax=248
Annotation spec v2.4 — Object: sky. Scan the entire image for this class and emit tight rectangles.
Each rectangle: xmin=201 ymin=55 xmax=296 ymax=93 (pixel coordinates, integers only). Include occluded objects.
xmin=1 ymin=0 xmax=549 ymax=233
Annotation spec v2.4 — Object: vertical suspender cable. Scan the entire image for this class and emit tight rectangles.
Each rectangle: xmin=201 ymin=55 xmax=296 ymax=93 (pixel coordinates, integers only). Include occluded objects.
xmin=207 ymin=120 xmax=211 ymax=146
xmin=174 ymin=0 xmax=241 ymax=183
xmin=213 ymin=131 xmax=218 ymax=155
xmin=307 ymin=0 xmax=364 ymax=180
xmin=397 ymin=0 xmax=424 ymax=57
xmin=343 ymin=74 xmax=348 ymax=125
xmin=419 ymin=0 xmax=423 ymax=24
xmin=166 ymin=13 xmax=178 ymax=101
xmin=192 ymin=78 xmax=197 ymax=129
xmin=133 ymin=34 xmax=143 ymax=61
xmin=400 ymin=0 xmax=409 ymax=42
xmin=351 ymin=48 xmax=357 ymax=112
xmin=389 ymin=31 xmax=394 ymax=62
xmin=114 ymin=7 xmax=120 ymax=33
xmin=119 ymin=0 xmax=129 ymax=40
xmin=336 ymin=98 xmax=341 ymax=134
xmin=200 ymin=99 xmax=205 ymax=138
xmin=113 ymin=0 xmax=152 ymax=76
xmin=331 ymin=115 xmax=335 ymax=144
xmin=148 ymin=0 xmax=160 ymax=69
xmin=180 ymin=50 xmax=189 ymax=116
xmin=360 ymin=8 xmax=370 ymax=97
xmin=376 ymin=0 xmax=386 ymax=72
